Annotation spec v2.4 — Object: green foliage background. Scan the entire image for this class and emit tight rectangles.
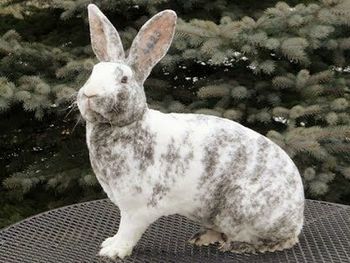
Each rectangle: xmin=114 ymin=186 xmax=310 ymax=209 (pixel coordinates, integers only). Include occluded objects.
xmin=1 ymin=0 xmax=349 ymax=228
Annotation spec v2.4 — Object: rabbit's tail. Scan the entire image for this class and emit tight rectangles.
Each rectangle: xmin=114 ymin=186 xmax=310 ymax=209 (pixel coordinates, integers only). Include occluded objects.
xmin=219 ymin=235 xmax=299 ymax=254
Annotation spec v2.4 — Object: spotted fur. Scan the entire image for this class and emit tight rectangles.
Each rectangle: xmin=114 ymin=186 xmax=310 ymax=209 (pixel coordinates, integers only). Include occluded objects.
xmin=77 ymin=4 xmax=305 ymax=260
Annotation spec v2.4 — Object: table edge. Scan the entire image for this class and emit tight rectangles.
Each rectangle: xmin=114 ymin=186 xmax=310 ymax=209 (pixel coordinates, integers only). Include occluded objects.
xmin=1 ymin=198 xmax=349 ymax=234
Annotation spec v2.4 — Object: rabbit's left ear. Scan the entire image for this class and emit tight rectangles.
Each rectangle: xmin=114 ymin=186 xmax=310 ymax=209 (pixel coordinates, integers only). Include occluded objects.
xmin=88 ymin=4 xmax=125 ymax=62
xmin=127 ymin=10 xmax=177 ymax=83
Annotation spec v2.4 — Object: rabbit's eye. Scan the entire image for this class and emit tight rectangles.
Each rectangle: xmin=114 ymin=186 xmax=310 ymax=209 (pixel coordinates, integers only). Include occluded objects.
xmin=121 ymin=76 xmax=128 ymax=84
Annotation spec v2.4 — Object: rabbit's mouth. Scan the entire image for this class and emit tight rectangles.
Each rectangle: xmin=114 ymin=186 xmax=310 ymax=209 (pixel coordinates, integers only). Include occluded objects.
xmin=78 ymin=94 xmax=116 ymax=123
xmin=82 ymin=107 xmax=111 ymax=123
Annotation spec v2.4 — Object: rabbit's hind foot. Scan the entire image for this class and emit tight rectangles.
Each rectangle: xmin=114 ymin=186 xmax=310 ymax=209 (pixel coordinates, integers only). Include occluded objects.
xmin=257 ymin=236 xmax=299 ymax=253
xmin=219 ymin=236 xmax=299 ymax=254
xmin=188 ymin=228 xmax=227 ymax=246
xmin=219 ymin=241 xmax=257 ymax=254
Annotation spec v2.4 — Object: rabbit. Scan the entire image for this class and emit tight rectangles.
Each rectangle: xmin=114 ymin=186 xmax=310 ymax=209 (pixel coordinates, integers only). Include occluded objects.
xmin=77 ymin=4 xmax=305 ymax=260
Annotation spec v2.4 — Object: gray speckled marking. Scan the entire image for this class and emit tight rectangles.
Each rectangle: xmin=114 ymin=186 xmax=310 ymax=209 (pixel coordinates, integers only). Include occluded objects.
xmin=114 ymin=88 xmax=129 ymax=115
xmin=148 ymin=183 xmax=170 ymax=207
xmin=162 ymin=138 xmax=181 ymax=164
xmin=128 ymin=123 xmax=156 ymax=171
xmin=185 ymin=121 xmax=304 ymax=252
xmin=88 ymin=118 xmax=157 ymax=197
xmin=162 ymin=133 xmax=193 ymax=177
xmin=147 ymin=131 xmax=194 ymax=208
xmin=89 ymin=124 xmax=129 ymax=181
xmin=250 ymin=136 xmax=270 ymax=182
xmin=192 ymin=129 xmax=248 ymax=227
xmin=134 ymin=186 xmax=142 ymax=193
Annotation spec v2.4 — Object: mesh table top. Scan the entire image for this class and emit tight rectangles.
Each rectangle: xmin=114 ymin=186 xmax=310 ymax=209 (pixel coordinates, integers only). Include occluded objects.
xmin=0 ymin=199 xmax=349 ymax=263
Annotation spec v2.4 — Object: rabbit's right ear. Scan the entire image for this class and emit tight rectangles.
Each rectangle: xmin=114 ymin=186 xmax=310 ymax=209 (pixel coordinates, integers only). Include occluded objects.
xmin=88 ymin=4 xmax=125 ymax=62
xmin=127 ymin=10 xmax=177 ymax=84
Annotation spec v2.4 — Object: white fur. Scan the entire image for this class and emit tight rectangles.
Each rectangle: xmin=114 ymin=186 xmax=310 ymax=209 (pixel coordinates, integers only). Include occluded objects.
xmin=83 ymin=62 xmax=132 ymax=97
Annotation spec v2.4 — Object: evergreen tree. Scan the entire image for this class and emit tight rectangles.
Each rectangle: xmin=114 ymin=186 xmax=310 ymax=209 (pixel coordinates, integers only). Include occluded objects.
xmin=1 ymin=0 xmax=349 ymax=228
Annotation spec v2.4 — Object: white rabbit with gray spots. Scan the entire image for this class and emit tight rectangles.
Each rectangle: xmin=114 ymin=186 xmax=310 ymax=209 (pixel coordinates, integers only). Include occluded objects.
xmin=77 ymin=4 xmax=305 ymax=260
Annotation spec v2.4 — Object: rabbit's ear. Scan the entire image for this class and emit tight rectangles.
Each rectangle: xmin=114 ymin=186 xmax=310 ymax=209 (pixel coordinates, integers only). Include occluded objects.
xmin=88 ymin=4 xmax=125 ymax=62
xmin=127 ymin=10 xmax=177 ymax=83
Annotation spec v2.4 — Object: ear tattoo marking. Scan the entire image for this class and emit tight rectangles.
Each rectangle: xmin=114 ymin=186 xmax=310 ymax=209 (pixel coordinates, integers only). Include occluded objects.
xmin=143 ymin=31 xmax=161 ymax=54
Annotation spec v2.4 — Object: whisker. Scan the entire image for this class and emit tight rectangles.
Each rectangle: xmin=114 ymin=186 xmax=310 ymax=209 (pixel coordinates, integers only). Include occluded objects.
xmin=58 ymin=101 xmax=78 ymax=112
xmin=113 ymin=94 xmax=118 ymax=107
xmin=71 ymin=115 xmax=83 ymax=134
xmin=69 ymin=91 xmax=79 ymax=99
xmin=64 ymin=104 xmax=78 ymax=119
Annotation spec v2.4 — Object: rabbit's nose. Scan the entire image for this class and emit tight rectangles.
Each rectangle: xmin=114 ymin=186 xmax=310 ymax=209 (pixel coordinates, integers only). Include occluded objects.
xmin=83 ymin=84 xmax=100 ymax=98
xmin=83 ymin=88 xmax=99 ymax=98
xmin=83 ymin=92 xmax=97 ymax=99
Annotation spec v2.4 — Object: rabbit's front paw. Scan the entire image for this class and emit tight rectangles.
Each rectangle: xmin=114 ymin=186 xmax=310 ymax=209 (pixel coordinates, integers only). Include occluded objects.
xmin=101 ymin=236 xmax=117 ymax=248
xmin=98 ymin=240 xmax=133 ymax=259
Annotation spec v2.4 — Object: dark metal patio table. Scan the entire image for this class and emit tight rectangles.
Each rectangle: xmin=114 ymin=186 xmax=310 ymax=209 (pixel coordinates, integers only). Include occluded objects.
xmin=0 ymin=199 xmax=349 ymax=263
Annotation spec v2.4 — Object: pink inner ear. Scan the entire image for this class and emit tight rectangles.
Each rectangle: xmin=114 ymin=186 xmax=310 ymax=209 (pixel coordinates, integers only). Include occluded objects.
xmin=128 ymin=11 xmax=176 ymax=82
xmin=89 ymin=14 xmax=109 ymax=61
xmin=88 ymin=5 xmax=125 ymax=62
